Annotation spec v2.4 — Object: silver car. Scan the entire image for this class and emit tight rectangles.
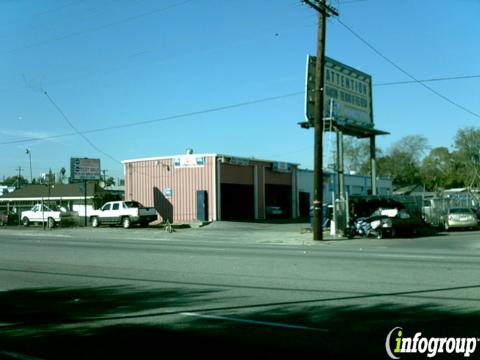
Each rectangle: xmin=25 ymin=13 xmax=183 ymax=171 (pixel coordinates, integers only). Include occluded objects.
xmin=444 ymin=207 xmax=479 ymax=231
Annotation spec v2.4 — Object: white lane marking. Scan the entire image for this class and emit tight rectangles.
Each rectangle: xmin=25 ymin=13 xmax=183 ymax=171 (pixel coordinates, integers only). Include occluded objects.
xmin=367 ymin=253 xmax=446 ymax=260
xmin=181 ymin=312 xmax=327 ymax=332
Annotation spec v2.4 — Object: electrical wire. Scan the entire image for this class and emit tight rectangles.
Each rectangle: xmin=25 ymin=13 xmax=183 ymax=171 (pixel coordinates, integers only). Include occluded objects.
xmin=374 ymin=75 xmax=480 ymax=87
xmin=336 ymin=18 xmax=480 ymax=120
xmin=0 ymin=91 xmax=304 ymax=146
xmin=43 ymin=90 xmax=121 ymax=165
xmin=2 ymin=0 xmax=193 ymax=55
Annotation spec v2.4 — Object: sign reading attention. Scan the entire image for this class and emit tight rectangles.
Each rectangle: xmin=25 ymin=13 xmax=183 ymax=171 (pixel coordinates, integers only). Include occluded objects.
xmin=305 ymin=55 xmax=373 ymax=129
xmin=70 ymin=158 xmax=101 ymax=180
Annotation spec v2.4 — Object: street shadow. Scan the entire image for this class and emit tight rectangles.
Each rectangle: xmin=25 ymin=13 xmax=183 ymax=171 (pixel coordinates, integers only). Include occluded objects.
xmin=1 ymin=285 xmax=480 ymax=358
xmin=153 ymin=187 xmax=173 ymax=223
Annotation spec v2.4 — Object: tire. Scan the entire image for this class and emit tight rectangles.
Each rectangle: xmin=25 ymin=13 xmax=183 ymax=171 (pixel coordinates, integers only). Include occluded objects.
xmin=346 ymin=228 xmax=355 ymax=239
xmin=375 ymin=229 xmax=384 ymax=239
xmin=122 ymin=217 xmax=131 ymax=229
xmin=47 ymin=217 xmax=56 ymax=229
xmin=22 ymin=217 xmax=30 ymax=227
xmin=91 ymin=217 xmax=99 ymax=228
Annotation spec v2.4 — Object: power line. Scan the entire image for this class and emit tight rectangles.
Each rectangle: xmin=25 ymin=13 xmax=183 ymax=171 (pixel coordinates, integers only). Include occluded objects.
xmin=2 ymin=0 xmax=193 ymax=55
xmin=336 ymin=18 xmax=480 ymax=120
xmin=374 ymin=75 xmax=480 ymax=87
xmin=0 ymin=91 xmax=304 ymax=146
xmin=43 ymin=90 xmax=121 ymax=165
xmin=3 ymin=68 xmax=480 ymax=147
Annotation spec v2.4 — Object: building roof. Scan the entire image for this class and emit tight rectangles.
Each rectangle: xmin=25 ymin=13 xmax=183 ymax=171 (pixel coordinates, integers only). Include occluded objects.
xmin=392 ymin=184 xmax=424 ymax=196
xmin=0 ymin=183 xmax=98 ymax=202
xmin=122 ymin=153 xmax=300 ymax=166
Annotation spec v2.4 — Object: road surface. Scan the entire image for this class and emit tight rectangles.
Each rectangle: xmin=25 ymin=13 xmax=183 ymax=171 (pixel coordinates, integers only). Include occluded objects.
xmin=0 ymin=225 xmax=479 ymax=358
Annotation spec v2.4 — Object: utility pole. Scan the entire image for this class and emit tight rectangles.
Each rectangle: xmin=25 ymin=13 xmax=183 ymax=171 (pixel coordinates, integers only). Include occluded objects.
xmin=25 ymin=149 xmax=32 ymax=183
xmin=303 ymin=0 xmax=338 ymax=240
xmin=15 ymin=166 xmax=24 ymax=188
xmin=101 ymin=169 xmax=108 ymax=183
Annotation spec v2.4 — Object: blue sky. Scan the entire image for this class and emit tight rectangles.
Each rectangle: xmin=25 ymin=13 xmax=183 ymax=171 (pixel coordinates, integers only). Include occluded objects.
xmin=1 ymin=0 xmax=479 ymax=182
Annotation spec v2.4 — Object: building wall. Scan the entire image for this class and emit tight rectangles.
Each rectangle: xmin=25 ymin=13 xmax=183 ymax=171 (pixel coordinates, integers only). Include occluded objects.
xmin=124 ymin=155 xmax=216 ymax=222
xmin=124 ymin=154 xmax=298 ymax=222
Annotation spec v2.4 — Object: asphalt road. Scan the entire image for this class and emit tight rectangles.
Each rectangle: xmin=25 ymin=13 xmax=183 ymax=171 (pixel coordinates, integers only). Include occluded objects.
xmin=1 ymin=224 xmax=479 ymax=359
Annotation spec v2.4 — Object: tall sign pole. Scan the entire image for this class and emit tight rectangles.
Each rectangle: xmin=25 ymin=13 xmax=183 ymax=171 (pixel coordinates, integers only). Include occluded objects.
xmin=304 ymin=0 xmax=338 ymax=240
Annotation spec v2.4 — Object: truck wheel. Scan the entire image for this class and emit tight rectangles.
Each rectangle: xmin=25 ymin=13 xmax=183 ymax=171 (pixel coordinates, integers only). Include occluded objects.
xmin=122 ymin=217 xmax=131 ymax=229
xmin=22 ymin=217 xmax=30 ymax=227
xmin=91 ymin=217 xmax=99 ymax=228
xmin=47 ymin=217 xmax=56 ymax=229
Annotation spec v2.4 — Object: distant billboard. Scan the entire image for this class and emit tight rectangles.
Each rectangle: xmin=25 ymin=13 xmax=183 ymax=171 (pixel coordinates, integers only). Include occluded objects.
xmin=70 ymin=158 xmax=101 ymax=181
xmin=305 ymin=56 xmax=373 ymax=129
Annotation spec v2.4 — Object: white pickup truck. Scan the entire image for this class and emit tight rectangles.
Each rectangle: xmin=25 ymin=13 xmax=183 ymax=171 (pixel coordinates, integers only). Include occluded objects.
xmin=90 ymin=201 xmax=157 ymax=228
xmin=21 ymin=204 xmax=75 ymax=228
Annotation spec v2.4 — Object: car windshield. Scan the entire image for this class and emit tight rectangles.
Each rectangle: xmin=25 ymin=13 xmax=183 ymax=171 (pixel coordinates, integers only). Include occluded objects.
xmin=449 ymin=208 xmax=472 ymax=214
xmin=124 ymin=201 xmax=143 ymax=208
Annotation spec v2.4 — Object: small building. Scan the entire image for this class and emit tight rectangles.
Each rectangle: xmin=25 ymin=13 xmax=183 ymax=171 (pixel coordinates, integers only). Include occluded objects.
xmin=122 ymin=153 xmax=299 ymax=223
xmin=0 ymin=183 xmax=99 ymax=216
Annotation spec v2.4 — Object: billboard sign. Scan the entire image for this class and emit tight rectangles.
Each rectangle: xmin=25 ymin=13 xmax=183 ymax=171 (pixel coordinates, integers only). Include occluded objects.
xmin=70 ymin=158 xmax=101 ymax=180
xmin=305 ymin=56 xmax=373 ymax=129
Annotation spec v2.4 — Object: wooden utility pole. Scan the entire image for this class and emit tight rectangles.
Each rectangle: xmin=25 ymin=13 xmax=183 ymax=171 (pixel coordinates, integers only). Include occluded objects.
xmin=15 ymin=166 xmax=24 ymax=188
xmin=304 ymin=0 xmax=338 ymax=240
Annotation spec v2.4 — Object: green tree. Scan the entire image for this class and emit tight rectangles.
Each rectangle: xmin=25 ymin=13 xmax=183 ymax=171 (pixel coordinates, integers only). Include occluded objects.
xmin=420 ymin=147 xmax=459 ymax=190
xmin=2 ymin=175 xmax=28 ymax=187
xmin=376 ymin=135 xmax=429 ymax=187
xmin=452 ymin=127 xmax=480 ymax=187
xmin=105 ymin=177 xmax=116 ymax=187
xmin=343 ymin=137 xmax=370 ymax=174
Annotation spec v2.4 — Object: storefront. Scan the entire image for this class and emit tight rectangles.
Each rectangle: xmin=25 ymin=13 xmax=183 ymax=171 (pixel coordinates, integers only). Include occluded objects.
xmin=122 ymin=152 xmax=299 ymax=223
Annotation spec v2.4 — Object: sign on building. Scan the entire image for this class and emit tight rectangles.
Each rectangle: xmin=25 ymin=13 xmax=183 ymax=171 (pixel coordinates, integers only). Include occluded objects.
xmin=174 ymin=155 xmax=205 ymax=168
xmin=70 ymin=158 xmax=101 ymax=181
xmin=272 ymin=162 xmax=292 ymax=173
xmin=305 ymin=56 xmax=373 ymax=129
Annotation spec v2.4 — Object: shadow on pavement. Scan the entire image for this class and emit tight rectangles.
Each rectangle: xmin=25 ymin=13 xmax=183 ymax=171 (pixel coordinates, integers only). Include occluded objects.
xmin=1 ymin=286 xmax=479 ymax=359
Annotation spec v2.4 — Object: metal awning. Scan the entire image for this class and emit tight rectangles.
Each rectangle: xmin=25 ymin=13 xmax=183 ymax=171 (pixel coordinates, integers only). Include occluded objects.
xmin=324 ymin=118 xmax=389 ymax=138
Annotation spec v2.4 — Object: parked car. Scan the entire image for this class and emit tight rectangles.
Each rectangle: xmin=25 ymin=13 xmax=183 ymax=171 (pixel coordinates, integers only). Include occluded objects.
xmin=21 ymin=204 xmax=75 ymax=228
xmin=444 ymin=207 xmax=479 ymax=231
xmin=363 ymin=207 xmax=423 ymax=238
xmin=266 ymin=206 xmax=283 ymax=217
xmin=0 ymin=210 xmax=19 ymax=226
xmin=89 ymin=201 xmax=157 ymax=228
xmin=0 ymin=211 xmax=7 ymax=226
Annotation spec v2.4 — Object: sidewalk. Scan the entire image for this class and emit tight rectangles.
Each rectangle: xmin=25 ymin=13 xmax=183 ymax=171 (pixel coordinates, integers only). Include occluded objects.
xmin=193 ymin=221 xmax=345 ymax=245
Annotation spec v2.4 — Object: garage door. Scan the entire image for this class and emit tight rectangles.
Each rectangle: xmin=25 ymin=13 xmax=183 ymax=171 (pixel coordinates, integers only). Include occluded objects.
xmin=221 ymin=183 xmax=254 ymax=220
xmin=265 ymin=184 xmax=292 ymax=219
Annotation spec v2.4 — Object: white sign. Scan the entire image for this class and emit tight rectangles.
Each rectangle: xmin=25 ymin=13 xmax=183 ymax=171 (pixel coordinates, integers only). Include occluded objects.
xmin=71 ymin=158 xmax=101 ymax=180
xmin=272 ymin=162 xmax=292 ymax=173
xmin=174 ymin=155 xmax=205 ymax=168
xmin=306 ymin=56 xmax=373 ymax=128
